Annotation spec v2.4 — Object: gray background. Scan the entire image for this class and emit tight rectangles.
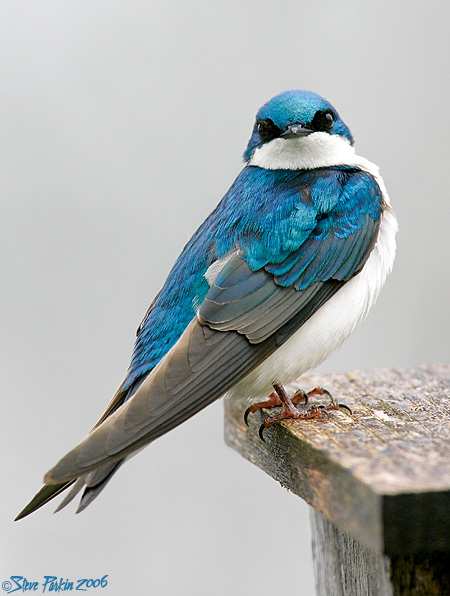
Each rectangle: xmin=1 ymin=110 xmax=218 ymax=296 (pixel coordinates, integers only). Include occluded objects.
xmin=1 ymin=1 xmax=449 ymax=595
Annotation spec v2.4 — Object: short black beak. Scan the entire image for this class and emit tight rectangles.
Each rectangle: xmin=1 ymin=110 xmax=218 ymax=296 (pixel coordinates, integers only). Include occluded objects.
xmin=281 ymin=123 xmax=314 ymax=138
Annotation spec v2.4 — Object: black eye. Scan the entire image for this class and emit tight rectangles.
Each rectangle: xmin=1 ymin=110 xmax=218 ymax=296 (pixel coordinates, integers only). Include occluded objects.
xmin=257 ymin=118 xmax=282 ymax=142
xmin=311 ymin=110 xmax=335 ymax=132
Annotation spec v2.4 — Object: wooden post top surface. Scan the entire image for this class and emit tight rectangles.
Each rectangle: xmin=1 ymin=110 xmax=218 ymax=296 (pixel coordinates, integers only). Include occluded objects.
xmin=224 ymin=364 xmax=450 ymax=556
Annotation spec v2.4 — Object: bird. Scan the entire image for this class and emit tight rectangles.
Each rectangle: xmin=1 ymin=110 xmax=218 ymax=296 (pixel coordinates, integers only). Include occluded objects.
xmin=16 ymin=89 xmax=397 ymax=520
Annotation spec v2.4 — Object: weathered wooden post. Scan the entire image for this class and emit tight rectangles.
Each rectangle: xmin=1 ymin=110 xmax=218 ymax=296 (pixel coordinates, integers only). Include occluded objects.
xmin=224 ymin=365 xmax=450 ymax=596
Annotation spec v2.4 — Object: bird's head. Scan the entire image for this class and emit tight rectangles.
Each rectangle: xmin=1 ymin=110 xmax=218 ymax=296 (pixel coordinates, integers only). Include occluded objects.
xmin=244 ymin=90 xmax=354 ymax=169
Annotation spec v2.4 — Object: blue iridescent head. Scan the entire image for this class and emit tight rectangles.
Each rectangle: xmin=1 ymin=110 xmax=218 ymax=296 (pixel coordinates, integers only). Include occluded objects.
xmin=244 ymin=90 xmax=354 ymax=162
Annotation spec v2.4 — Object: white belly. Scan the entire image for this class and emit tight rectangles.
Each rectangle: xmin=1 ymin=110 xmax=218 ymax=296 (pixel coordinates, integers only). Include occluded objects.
xmin=225 ymin=206 xmax=398 ymax=403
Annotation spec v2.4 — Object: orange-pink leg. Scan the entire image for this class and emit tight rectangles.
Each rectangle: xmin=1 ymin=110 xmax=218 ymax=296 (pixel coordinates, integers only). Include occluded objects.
xmin=244 ymin=384 xmax=351 ymax=441
xmin=244 ymin=387 xmax=308 ymax=426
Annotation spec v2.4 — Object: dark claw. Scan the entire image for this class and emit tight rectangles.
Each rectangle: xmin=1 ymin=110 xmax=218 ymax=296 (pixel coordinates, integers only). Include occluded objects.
xmin=244 ymin=406 xmax=252 ymax=427
xmin=338 ymin=403 xmax=353 ymax=415
xmin=318 ymin=405 xmax=332 ymax=418
xmin=258 ymin=424 xmax=266 ymax=442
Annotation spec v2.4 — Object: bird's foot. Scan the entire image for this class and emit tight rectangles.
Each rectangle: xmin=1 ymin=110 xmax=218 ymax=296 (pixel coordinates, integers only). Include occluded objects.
xmin=244 ymin=383 xmax=351 ymax=441
xmin=244 ymin=387 xmax=308 ymax=426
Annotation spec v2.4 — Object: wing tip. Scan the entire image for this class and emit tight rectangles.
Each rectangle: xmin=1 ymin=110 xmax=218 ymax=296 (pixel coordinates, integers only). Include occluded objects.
xmin=14 ymin=480 xmax=76 ymax=521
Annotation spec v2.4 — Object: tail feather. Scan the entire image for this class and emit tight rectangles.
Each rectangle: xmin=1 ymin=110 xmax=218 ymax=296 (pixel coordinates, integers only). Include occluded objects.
xmin=16 ymin=460 xmax=126 ymax=519
xmin=76 ymin=461 xmax=124 ymax=513
xmin=53 ymin=478 xmax=86 ymax=513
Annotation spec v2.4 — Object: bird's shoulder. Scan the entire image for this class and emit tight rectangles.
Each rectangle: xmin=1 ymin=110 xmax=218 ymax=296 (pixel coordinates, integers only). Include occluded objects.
xmin=234 ymin=165 xmax=384 ymax=273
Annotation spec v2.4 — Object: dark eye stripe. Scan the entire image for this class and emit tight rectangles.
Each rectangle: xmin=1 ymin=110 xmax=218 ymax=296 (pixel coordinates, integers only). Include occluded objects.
xmin=257 ymin=118 xmax=282 ymax=142
xmin=310 ymin=110 xmax=335 ymax=132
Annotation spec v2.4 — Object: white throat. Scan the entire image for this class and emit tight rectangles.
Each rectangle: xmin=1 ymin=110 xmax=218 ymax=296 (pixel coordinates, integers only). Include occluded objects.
xmin=249 ymin=132 xmax=357 ymax=171
xmin=248 ymin=131 xmax=392 ymax=208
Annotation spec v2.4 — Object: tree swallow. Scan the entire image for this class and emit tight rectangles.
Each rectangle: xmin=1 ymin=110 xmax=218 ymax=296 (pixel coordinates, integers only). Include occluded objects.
xmin=16 ymin=89 xmax=397 ymax=519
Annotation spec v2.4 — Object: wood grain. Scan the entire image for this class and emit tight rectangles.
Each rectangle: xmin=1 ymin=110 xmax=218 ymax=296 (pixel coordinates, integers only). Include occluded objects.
xmin=224 ymin=365 xmax=450 ymax=555
xmin=311 ymin=509 xmax=450 ymax=596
